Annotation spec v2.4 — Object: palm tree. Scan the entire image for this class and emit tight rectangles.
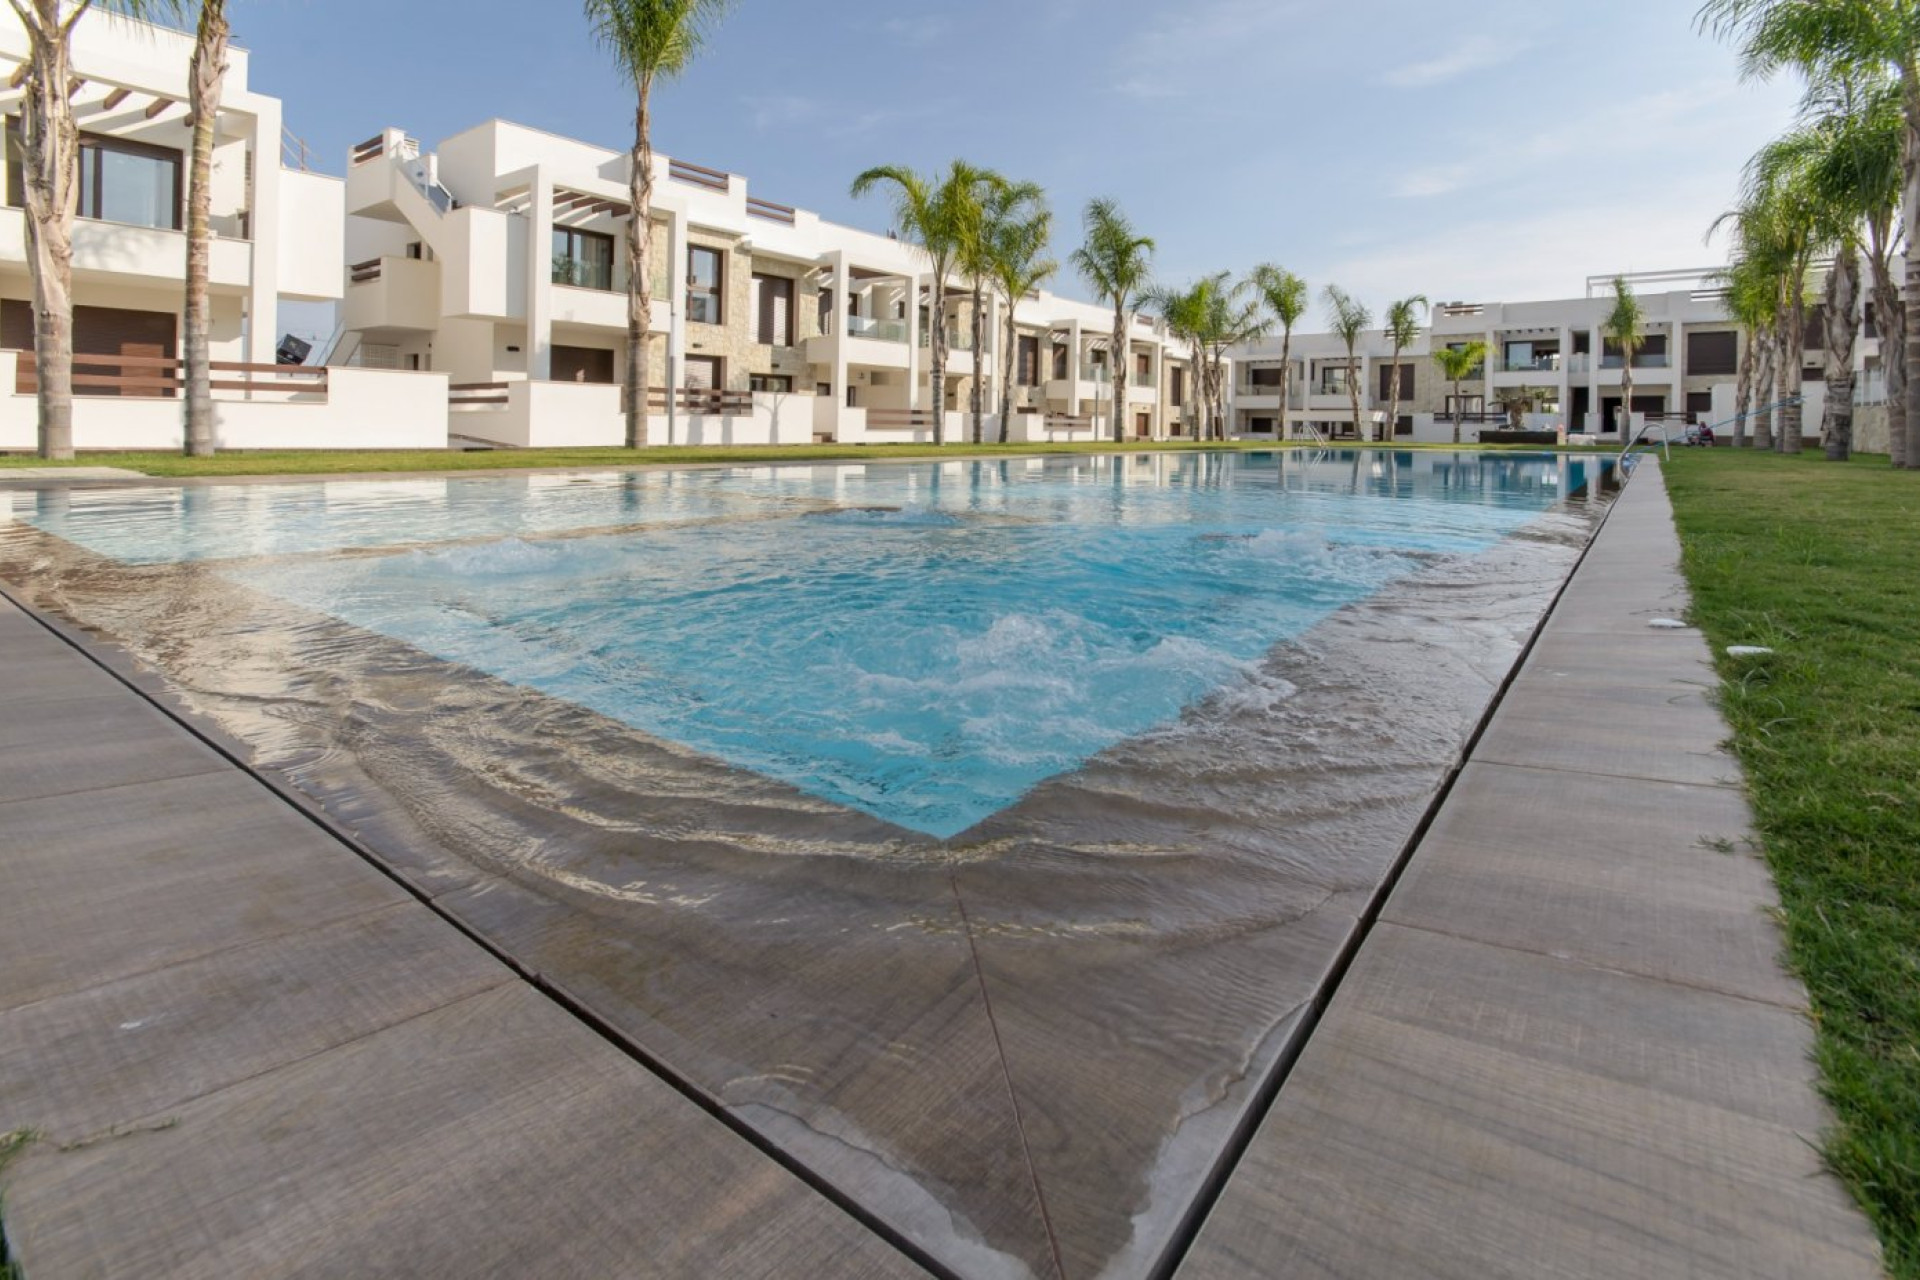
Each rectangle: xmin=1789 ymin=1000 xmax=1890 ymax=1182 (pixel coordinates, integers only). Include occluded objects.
xmin=1720 ymin=253 xmax=1778 ymax=447
xmin=1070 ymin=199 xmax=1154 ymax=444
xmin=1381 ymin=293 xmax=1428 ymax=443
xmin=1772 ymin=69 xmax=1903 ymax=460
xmin=958 ymin=173 xmax=1037 ymax=444
xmin=853 ymin=160 xmax=989 ymax=447
xmin=1432 ymin=340 xmax=1490 ymax=444
xmin=1143 ymin=280 xmax=1209 ymax=438
xmin=1603 ymin=276 xmax=1650 ymax=440
xmin=984 ymin=192 xmax=1054 ymax=445
xmin=1322 ymin=285 xmax=1373 ymax=443
xmin=585 ymin=0 xmax=733 ymax=449
xmin=11 ymin=0 xmax=174 ymax=459
xmin=1249 ymin=265 xmax=1308 ymax=439
xmin=183 ymin=0 xmax=229 ymax=457
xmin=1199 ymin=274 xmax=1265 ymax=437
xmin=1699 ymin=0 xmax=1920 ymax=465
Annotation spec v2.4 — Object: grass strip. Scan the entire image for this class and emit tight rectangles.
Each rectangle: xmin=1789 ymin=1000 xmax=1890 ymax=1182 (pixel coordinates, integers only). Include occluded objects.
xmin=1665 ymin=448 xmax=1920 ymax=1277
xmin=0 ymin=439 xmax=1618 ymax=478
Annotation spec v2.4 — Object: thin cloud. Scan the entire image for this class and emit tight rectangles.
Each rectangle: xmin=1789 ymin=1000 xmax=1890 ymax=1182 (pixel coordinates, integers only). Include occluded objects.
xmin=1384 ymin=36 xmax=1519 ymax=89
xmin=1395 ymin=165 xmax=1471 ymax=199
xmin=881 ymin=16 xmax=951 ymax=47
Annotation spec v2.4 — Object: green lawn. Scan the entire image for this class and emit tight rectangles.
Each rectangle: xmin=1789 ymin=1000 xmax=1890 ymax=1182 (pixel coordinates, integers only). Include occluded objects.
xmin=1664 ymin=448 xmax=1920 ymax=1277
xmin=0 ymin=438 xmax=1617 ymax=479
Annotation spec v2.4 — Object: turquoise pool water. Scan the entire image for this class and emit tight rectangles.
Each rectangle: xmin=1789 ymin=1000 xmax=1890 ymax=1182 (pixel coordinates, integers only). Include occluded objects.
xmin=9 ymin=451 xmax=1607 ymax=837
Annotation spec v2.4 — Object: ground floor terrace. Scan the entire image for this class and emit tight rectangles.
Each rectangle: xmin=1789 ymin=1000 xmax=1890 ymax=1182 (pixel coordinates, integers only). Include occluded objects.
xmin=0 ymin=446 xmax=1892 ymax=1279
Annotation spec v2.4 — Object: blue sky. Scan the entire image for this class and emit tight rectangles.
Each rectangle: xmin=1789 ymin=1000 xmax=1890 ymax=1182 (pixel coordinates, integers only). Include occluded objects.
xmin=235 ymin=0 xmax=1802 ymax=325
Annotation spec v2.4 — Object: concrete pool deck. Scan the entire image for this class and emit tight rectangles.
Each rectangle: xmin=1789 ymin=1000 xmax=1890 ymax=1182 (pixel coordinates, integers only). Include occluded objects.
xmin=0 ymin=457 xmax=1884 ymax=1278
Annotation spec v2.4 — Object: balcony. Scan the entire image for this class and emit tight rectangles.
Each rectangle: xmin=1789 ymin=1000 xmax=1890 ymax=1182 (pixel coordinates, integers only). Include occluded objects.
xmin=1496 ymin=352 xmax=1562 ymax=374
xmin=918 ymin=325 xmax=980 ymax=352
xmin=849 ymin=315 xmax=907 ymax=343
xmin=0 ymin=208 xmax=252 ymax=289
xmin=1600 ymin=352 xmax=1671 ymax=370
xmin=342 ymin=254 xmax=439 ymax=333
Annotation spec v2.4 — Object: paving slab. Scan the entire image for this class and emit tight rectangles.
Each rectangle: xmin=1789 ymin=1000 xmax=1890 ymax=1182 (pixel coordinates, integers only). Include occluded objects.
xmin=1176 ymin=925 xmax=1880 ymax=1280
xmin=0 ymin=595 xmax=930 ymax=1279
xmin=1178 ymin=461 xmax=1883 ymax=1279
xmin=1383 ymin=762 xmax=1802 ymax=1007
xmin=4 ymin=984 xmax=926 ymax=1280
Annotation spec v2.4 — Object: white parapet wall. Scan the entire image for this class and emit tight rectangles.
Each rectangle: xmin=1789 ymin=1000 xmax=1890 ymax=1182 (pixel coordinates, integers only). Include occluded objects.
xmin=0 ymin=354 xmax=449 ymax=451
xmin=452 ymin=381 xmax=818 ymax=449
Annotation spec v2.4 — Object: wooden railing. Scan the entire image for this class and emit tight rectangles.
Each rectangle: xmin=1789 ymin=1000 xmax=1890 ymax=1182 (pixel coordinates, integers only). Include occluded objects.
xmin=746 ymin=196 xmax=796 ymax=226
xmin=865 ymin=408 xmax=939 ymax=429
xmin=12 ymin=351 xmax=328 ymax=399
xmin=348 ymin=257 xmax=383 ymax=285
xmin=350 ymin=134 xmax=385 ymax=167
xmin=667 ymin=158 xmax=729 ymax=193
xmin=450 ymin=381 xmax=509 ymax=408
xmin=649 ymin=387 xmax=752 ymax=415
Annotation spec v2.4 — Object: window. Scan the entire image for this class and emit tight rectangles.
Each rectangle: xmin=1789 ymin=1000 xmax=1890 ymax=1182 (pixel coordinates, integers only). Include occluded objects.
xmin=1376 ymin=362 xmax=1415 ymax=400
xmin=683 ymin=354 xmax=722 ymax=389
xmin=687 ymin=245 xmax=723 ymax=324
xmin=1249 ymin=365 xmax=1284 ymax=388
xmin=552 ymin=226 xmax=614 ymax=291
xmin=1135 ymin=352 xmax=1151 ymax=379
xmin=1250 ymin=416 xmax=1275 ymax=434
xmin=1017 ymin=334 xmax=1040 ymax=385
xmin=1318 ymin=364 xmax=1355 ymax=394
xmin=1052 ymin=343 xmax=1069 ymax=380
xmin=818 ymin=289 xmax=833 ymax=334
xmin=1687 ymin=330 xmax=1738 ymax=377
xmin=9 ymin=124 xmax=182 ymax=230
xmin=1170 ymin=366 xmax=1185 ymax=406
xmin=752 ymin=273 xmax=794 ymax=346
xmin=405 ymin=242 xmax=423 ymax=260
xmin=1602 ymin=333 xmax=1668 ymax=368
xmin=750 ymin=373 xmax=793 ymax=393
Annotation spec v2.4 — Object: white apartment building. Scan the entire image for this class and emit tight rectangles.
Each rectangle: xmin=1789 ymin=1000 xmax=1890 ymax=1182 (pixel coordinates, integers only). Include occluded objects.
xmin=338 ymin=120 xmax=1199 ymax=449
xmin=0 ymin=12 xmax=442 ymax=452
xmin=1229 ymin=268 xmax=1876 ymax=445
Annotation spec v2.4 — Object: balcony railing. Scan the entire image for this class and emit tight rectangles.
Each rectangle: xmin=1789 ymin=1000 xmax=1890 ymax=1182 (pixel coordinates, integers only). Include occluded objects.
xmin=1497 ymin=352 xmax=1562 ymax=373
xmin=552 ymin=257 xmax=615 ymax=291
xmin=13 ymin=351 xmax=327 ymax=400
xmin=1600 ymin=353 xmax=1672 ymax=370
xmin=913 ymin=326 xmax=975 ymax=351
xmin=1565 ymin=353 xmax=1593 ymax=374
xmin=848 ymin=315 xmax=907 ymax=343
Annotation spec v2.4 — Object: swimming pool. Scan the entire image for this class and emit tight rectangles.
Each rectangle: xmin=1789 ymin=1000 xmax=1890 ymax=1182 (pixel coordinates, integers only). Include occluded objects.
xmin=0 ymin=448 xmax=1613 ymax=1280
xmin=11 ymin=450 xmax=1607 ymax=838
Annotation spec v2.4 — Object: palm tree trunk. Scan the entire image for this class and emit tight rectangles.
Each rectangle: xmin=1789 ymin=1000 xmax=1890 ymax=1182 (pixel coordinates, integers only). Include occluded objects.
xmin=1781 ymin=284 xmax=1807 ymax=454
xmin=623 ymin=78 xmax=655 ymax=449
xmin=1384 ymin=349 xmax=1401 ymax=444
xmin=1621 ymin=361 xmax=1634 ymax=441
xmin=1110 ymin=303 xmax=1126 ymax=444
xmin=1902 ymin=64 xmax=1920 ymax=467
xmin=1732 ymin=330 xmax=1752 ymax=449
xmin=997 ymin=303 xmax=1016 ymax=445
xmin=1775 ymin=317 xmax=1796 ymax=455
xmin=183 ymin=0 xmax=229 ymax=458
xmin=1824 ymin=250 xmax=1859 ymax=463
xmin=1346 ymin=348 xmax=1362 ymax=446
xmin=19 ymin=9 xmax=80 ymax=461
xmin=929 ymin=277 xmax=947 ymax=447
xmin=1278 ymin=329 xmax=1292 ymax=441
xmin=1451 ymin=378 xmax=1463 ymax=445
xmin=1752 ymin=329 xmax=1774 ymax=451
xmin=1868 ymin=246 xmax=1907 ymax=465
xmin=969 ymin=281 xmax=984 ymax=444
